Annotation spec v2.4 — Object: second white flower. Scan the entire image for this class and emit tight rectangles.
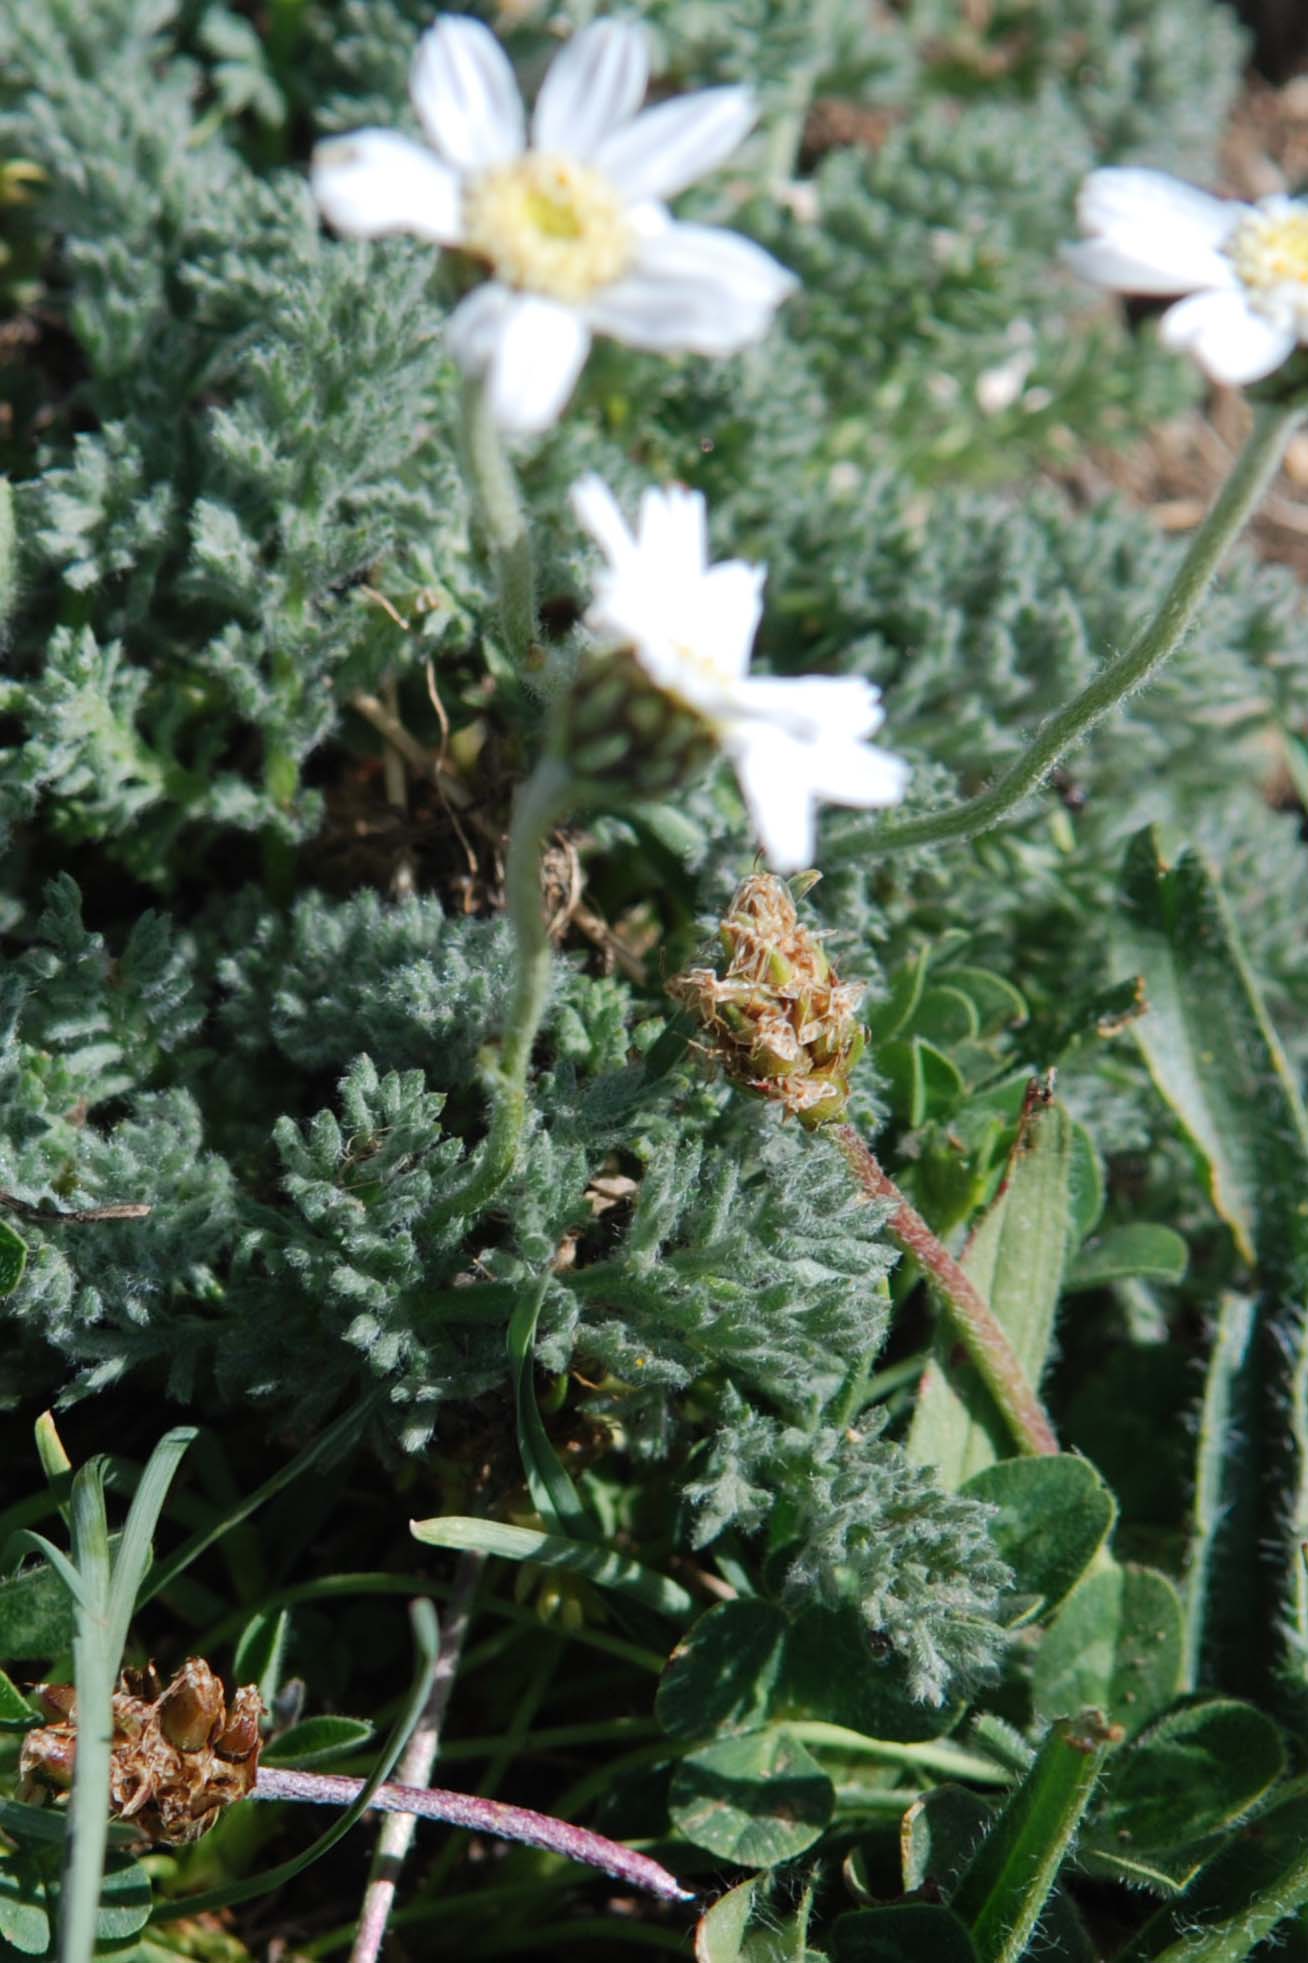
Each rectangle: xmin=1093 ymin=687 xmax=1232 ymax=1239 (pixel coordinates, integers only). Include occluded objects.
xmin=570 ymin=475 xmax=910 ymax=872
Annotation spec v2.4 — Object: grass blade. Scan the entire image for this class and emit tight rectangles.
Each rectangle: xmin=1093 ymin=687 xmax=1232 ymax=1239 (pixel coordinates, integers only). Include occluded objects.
xmin=411 ymin=1517 xmax=694 ymax=1619
xmin=59 ymin=1460 xmax=114 ymax=1963
xmin=138 ymin=1393 xmax=378 ymax=1609
xmin=507 ymin=1280 xmax=598 ymax=1542
xmin=105 ymin=1427 xmax=196 ymax=1660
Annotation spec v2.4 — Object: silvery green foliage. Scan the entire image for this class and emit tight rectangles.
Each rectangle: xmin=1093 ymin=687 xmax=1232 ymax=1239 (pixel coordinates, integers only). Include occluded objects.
xmin=685 ymin=1391 xmax=1011 ymax=1703
xmin=0 ymin=0 xmax=480 ymax=868
xmin=0 ymin=0 xmax=1293 ymax=1722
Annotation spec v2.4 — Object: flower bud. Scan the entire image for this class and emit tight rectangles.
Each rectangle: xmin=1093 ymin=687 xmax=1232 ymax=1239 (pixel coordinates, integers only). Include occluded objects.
xmin=557 ymin=645 xmax=717 ymax=797
xmin=668 ymin=872 xmax=865 ymax=1127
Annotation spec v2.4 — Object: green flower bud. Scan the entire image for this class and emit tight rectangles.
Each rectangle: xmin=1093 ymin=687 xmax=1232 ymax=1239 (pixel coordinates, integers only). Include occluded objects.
xmin=557 ymin=646 xmax=717 ymax=797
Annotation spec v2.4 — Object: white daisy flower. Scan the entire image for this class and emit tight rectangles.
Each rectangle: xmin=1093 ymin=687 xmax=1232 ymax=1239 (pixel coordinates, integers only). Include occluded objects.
xmin=312 ymin=16 xmax=797 ymax=433
xmin=1065 ymin=166 xmax=1308 ymax=386
xmin=570 ymin=474 xmax=910 ymax=871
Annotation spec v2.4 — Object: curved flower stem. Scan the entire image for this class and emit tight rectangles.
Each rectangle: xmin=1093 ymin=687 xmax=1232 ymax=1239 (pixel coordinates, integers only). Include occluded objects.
xmin=835 ymin=1126 xmax=1058 ymax=1458
xmin=862 ymin=399 xmax=1304 ymax=861
xmin=253 ymin=1765 xmax=692 ymax=1904
xmin=460 ymin=377 xmax=536 ymax=671
xmin=428 ymin=757 xmax=574 ymax=1228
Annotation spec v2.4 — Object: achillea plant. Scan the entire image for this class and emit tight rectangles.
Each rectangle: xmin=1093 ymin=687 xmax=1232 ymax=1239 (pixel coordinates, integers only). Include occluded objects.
xmin=4 ymin=1 xmax=1308 ymax=1959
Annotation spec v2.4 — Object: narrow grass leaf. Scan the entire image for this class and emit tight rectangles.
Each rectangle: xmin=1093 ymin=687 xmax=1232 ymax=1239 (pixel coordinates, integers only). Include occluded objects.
xmin=411 ymin=1516 xmax=694 ymax=1619
xmin=507 ymin=1279 xmax=599 ymax=1541
xmin=107 ymin=1428 xmax=196 ymax=1658
xmin=61 ymin=1458 xmax=115 ymax=1963
xmin=1113 ymin=828 xmax=1308 ymax=1268
xmin=1114 ymin=830 xmax=1308 ymax=1710
xmin=137 ymin=1393 xmax=379 ymax=1610
xmin=1182 ymin=1295 xmax=1259 ymax=1692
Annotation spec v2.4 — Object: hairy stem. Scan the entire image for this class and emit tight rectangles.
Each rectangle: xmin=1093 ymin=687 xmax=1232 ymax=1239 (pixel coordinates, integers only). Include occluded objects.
xmin=253 ymin=1765 xmax=691 ymax=1904
xmin=428 ymin=758 xmax=573 ymax=1227
xmin=861 ymin=400 xmax=1302 ymax=860
xmin=835 ymin=1127 xmax=1058 ymax=1458
xmin=349 ymin=1560 xmax=483 ymax=1963
xmin=460 ymin=377 xmax=536 ymax=670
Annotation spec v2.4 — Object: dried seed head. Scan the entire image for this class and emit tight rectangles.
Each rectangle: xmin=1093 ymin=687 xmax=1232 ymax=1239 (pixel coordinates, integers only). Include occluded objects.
xmin=20 ymin=1658 xmax=263 ymax=1845
xmin=156 ymin=1655 xmax=226 ymax=1752
xmin=668 ymin=872 xmax=865 ymax=1127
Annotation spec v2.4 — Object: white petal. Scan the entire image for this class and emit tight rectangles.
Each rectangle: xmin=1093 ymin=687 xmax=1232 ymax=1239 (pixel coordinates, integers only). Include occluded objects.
xmin=1077 ymin=168 xmax=1245 ymax=249
xmin=736 ymin=674 xmax=887 ymax=742
xmin=593 ymin=86 xmax=756 ymax=204
xmin=1069 ymin=168 xmax=1247 ymax=296
xmin=446 ymin=282 xmax=514 ymax=373
xmin=532 ymin=20 xmax=649 ymax=161
xmin=1062 ymin=236 xmax=1236 ymax=299
xmin=311 ymin=129 xmax=462 ymax=243
xmin=486 ymin=293 xmax=592 ymax=432
xmin=727 ymin=724 xmax=819 ymax=872
xmin=570 ymin=474 xmax=637 ymax=569
xmin=588 ymin=222 xmax=797 ymax=353
xmin=410 ymin=16 xmax=524 ymax=174
xmin=1158 ymin=289 xmax=1296 ymax=385
xmin=802 ymin=735 xmax=911 ymax=808
xmin=634 ymin=483 xmax=709 ymax=581
xmin=693 ymin=562 xmax=766 ymax=680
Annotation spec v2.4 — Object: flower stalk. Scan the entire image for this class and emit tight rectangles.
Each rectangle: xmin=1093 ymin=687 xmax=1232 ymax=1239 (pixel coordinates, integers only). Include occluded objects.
xmin=429 ymin=756 xmax=575 ymax=1227
xmin=834 ymin=1125 xmax=1059 ymax=1459
xmin=460 ymin=377 xmax=537 ymax=671
xmin=860 ymin=398 xmax=1303 ymax=860
xmin=253 ymin=1764 xmax=692 ymax=1903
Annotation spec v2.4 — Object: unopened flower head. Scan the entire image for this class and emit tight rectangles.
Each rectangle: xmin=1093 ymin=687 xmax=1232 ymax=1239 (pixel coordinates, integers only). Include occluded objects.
xmin=669 ymin=872 xmax=865 ymax=1127
xmin=1065 ymin=166 xmax=1308 ymax=386
xmin=569 ymin=474 xmax=910 ymax=872
xmin=311 ymin=16 xmax=797 ymax=433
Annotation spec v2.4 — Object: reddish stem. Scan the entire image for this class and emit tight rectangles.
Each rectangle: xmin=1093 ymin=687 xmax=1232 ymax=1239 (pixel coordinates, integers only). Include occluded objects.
xmin=834 ymin=1125 xmax=1058 ymax=1458
xmin=252 ymin=1765 xmax=693 ymax=1905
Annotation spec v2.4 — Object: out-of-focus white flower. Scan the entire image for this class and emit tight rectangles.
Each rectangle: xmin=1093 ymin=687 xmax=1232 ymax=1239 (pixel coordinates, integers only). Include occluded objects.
xmin=570 ymin=475 xmax=909 ymax=870
xmin=312 ymin=16 xmax=796 ymax=433
xmin=1065 ymin=166 xmax=1308 ymax=386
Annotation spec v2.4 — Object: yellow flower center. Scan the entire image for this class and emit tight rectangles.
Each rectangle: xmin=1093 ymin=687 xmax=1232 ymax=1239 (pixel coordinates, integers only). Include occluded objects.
xmin=1229 ymin=204 xmax=1308 ymax=309
xmin=462 ymin=153 xmax=634 ymax=304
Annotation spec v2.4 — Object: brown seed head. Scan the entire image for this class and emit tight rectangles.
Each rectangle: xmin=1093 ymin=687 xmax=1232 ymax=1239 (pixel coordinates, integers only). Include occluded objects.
xmin=19 ymin=1658 xmax=263 ymax=1845
xmin=668 ymin=872 xmax=866 ymax=1127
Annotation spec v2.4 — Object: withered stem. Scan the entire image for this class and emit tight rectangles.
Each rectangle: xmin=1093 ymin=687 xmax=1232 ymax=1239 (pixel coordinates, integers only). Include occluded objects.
xmin=834 ymin=1126 xmax=1058 ymax=1458
xmin=252 ymin=1764 xmax=692 ymax=1905
xmin=349 ymin=1561 xmax=484 ymax=1963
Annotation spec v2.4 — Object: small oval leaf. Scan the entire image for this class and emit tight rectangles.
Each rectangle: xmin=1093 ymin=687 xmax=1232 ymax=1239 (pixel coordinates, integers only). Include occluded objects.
xmin=669 ymin=1728 xmax=833 ymax=1867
